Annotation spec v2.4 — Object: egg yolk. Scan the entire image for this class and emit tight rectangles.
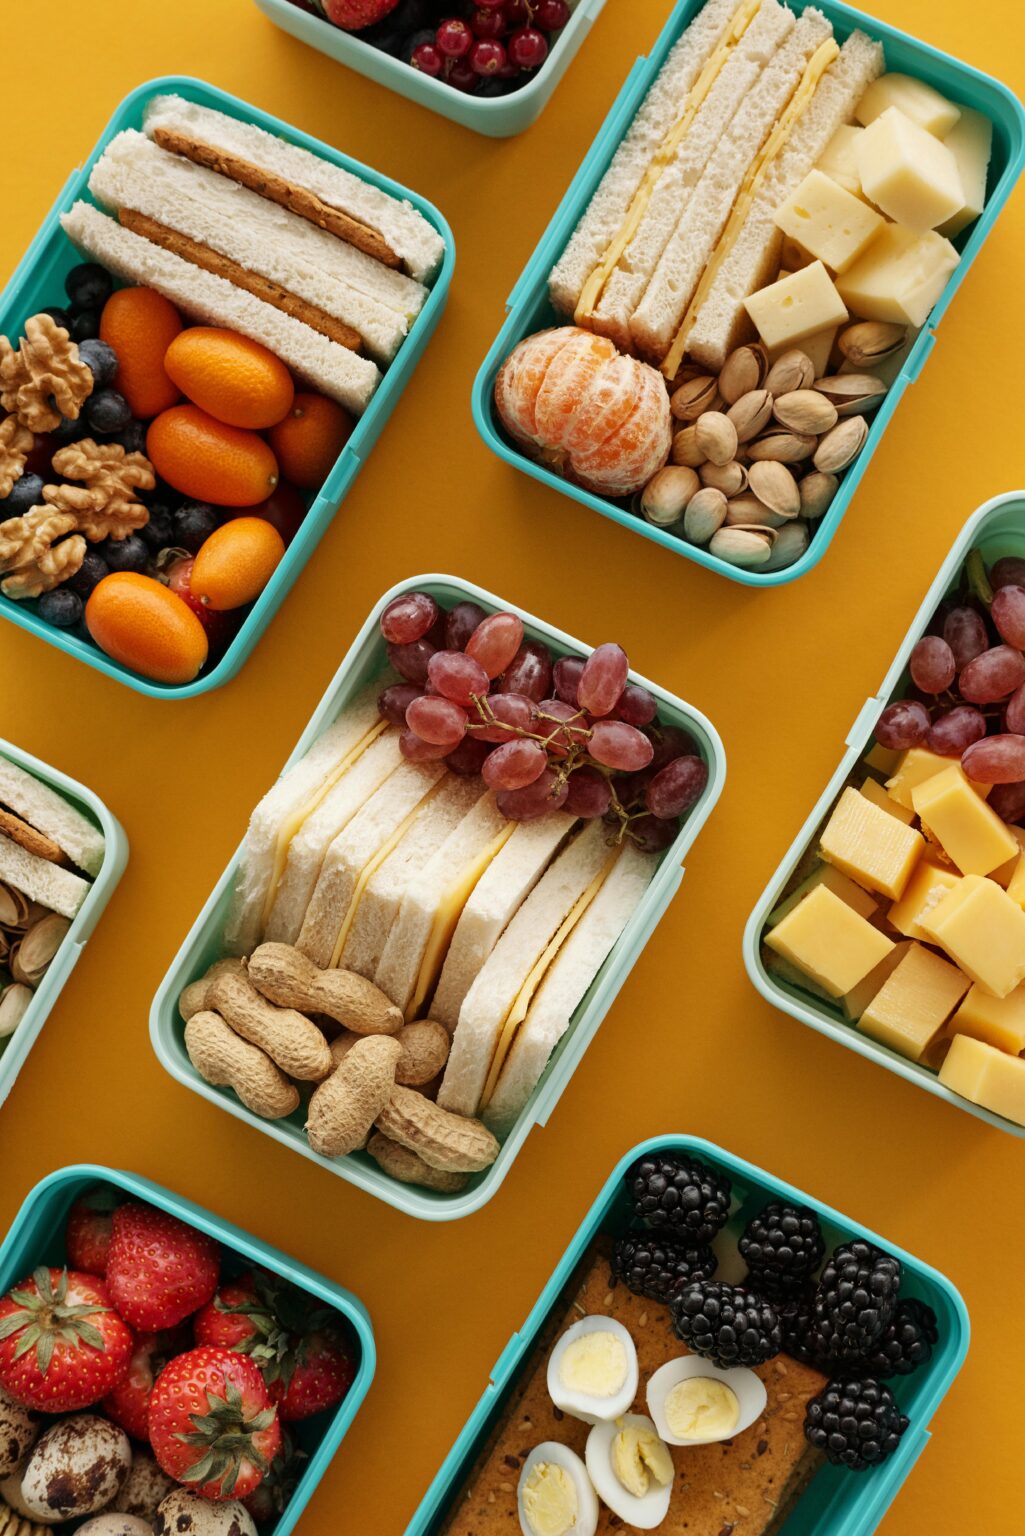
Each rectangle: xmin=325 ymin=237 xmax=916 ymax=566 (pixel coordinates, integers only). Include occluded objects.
xmin=559 ymin=1331 xmax=628 ymax=1397
xmin=521 ymin=1462 xmax=578 ymax=1536
xmin=665 ymin=1377 xmax=740 ymax=1440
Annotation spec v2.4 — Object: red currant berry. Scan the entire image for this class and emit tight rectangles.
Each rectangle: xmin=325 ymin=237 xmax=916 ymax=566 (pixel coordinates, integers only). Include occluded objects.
xmin=535 ymin=0 xmax=570 ymax=27
xmin=470 ymin=38 xmax=506 ymax=73
xmin=474 ymin=0 xmax=506 ymax=8
xmin=471 ymin=6 xmax=506 ymax=37
xmin=508 ymin=25 xmax=548 ymax=68
xmin=436 ymin=17 xmax=472 ymax=56
xmin=504 ymin=0 xmax=531 ymax=25
xmin=447 ymin=56 xmax=481 ymax=89
xmin=410 ymin=40 xmax=444 ymax=74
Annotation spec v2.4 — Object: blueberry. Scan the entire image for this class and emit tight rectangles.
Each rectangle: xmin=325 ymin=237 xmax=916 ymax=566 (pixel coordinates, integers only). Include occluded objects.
xmin=66 ymin=551 xmax=108 ymax=597
xmin=172 ymin=501 xmax=218 ymax=554
xmin=77 ymin=338 xmax=118 ymax=390
xmin=70 ymin=309 xmax=102 ymax=343
xmin=114 ymin=420 xmax=147 ymax=455
xmin=100 ymin=534 xmax=149 ymax=573
xmin=86 ymin=390 xmax=132 ymax=436
xmin=51 ymin=414 xmax=86 ymax=444
xmin=36 ymin=588 xmax=84 ymax=629
xmin=0 ymin=473 xmax=44 ymax=517
xmin=140 ymin=503 xmax=175 ymax=552
xmin=64 ymin=262 xmax=113 ymax=314
xmin=38 ymin=306 xmax=73 ymax=333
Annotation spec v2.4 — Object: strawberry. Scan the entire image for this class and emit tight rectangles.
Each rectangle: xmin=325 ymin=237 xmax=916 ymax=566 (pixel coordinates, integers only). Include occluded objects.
xmin=149 ymin=1346 xmax=281 ymax=1501
xmin=0 ymin=1267 xmax=134 ymax=1412
xmin=65 ymin=1185 xmax=123 ymax=1276
xmin=323 ymin=0 xmax=401 ymax=28
xmin=106 ymin=1203 xmax=220 ymax=1331
xmin=103 ymin=1326 xmax=191 ymax=1440
xmin=274 ymin=1327 xmax=356 ymax=1422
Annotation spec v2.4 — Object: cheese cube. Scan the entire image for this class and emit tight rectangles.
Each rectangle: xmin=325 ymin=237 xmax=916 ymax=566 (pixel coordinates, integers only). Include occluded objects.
xmin=937 ymin=107 xmax=993 ymax=237
xmin=763 ymin=948 xmax=835 ymax=1005
xmin=887 ymin=857 xmax=962 ymax=939
xmin=911 ymin=766 xmax=1017 ymax=875
xmin=837 ymin=225 xmax=959 ymax=327
xmin=939 ymin=1034 xmax=1025 ymax=1126
xmin=990 ymin=826 xmax=1025 ymax=888
xmin=856 ymin=108 xmax=964 ymax=231
xmin=780 ymin=236 xmax=816 ymax=272
xmin=819 ymin=787 xmax=924 ymax=899
xmin=856 ymin=74 xmax=961 ymax=137
xmin=842 ymin=940 xmax=911 ymax=1021
xmin=743 ymin=262 xmax=849 ymax=350
xmin=886 ymin=746 xmax=988 ymax=809
xmin=920 ymin=875 xmax=1025 ymax=998
xmin=864 ymin=743 xmax=901 ymax=776
xmin=765 ymin=884 xmax=894 ymax=999
xmin=859 ymin=776 xmax=915 ymax=825
xmin=767 ymin=861 xmax=877 ymax=928
xmin=774 ymin=170 xmax=886 ymax=274
xmin=859 ymin=943 xmax=970 ymax=1060
xmin=951 ymin=982 xmax=1025 ymax=1055
xmin=817 ymin=124 xmax=865 ymax=197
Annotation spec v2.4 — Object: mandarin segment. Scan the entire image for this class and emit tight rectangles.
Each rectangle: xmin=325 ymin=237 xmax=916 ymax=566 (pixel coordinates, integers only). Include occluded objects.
xmin=164 ymin=328 xmax=295 ymax=430
xmin=99 ymin=287 xmax=183 ymax=419
xmin=147 ymin=404 xmax=279 ymax=506
xmin=86 ymin=571 xmax=209 ymax=684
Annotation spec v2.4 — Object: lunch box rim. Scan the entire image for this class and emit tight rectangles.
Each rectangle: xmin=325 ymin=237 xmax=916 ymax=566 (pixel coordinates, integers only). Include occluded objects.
xmin=0 ymin=73 xmax=455 ymax=700
xmin=149 ymin=572 xmax=727 ymax=1221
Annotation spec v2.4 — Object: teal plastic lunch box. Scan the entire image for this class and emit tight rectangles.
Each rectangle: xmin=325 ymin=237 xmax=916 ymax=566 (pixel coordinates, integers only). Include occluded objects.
xmin=0 ymin=740 xmax=127 ymax=1113
xmin=0 ymin=1163 xmax=375 ymax=1536
xmin=0 ymin=76 xmax=454 ymax=700
xmin=251 ymin=0 xmax=608 ymax=138
xmin=744 ymin=490 xmax=1025 ymax=1137
xmin=150 ymin=574 xmax=726 ymax=1221
xmin=472 ymin=0 xmax=1025 ymax=587
xmin=405 ymin=1133 xmax=970 ymax=1536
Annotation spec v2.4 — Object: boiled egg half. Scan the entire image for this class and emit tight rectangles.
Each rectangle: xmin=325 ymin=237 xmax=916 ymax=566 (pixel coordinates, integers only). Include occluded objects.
xmin=647 ymin=1355 xmax=767 ymax=1446
xmin=517 ymin=1442 xmax=598 ymax=1536
xmin=585 ymin=1413 xmax=675 ymax=1530
xmin=547 ymin=1316 xmax=638 ymax=1424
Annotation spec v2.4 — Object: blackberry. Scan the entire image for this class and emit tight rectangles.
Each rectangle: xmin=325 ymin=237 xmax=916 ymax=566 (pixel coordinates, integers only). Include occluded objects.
xmin=739 ymin=1202 xmax=824 ymax=1285
xmin=804 ymin=1378 xmax=908 ymax=1470
xmin=743 ymin=1266 xmax=811 ymax=1306
xmin=777 ymin=1292 xmax=822 ymax=1365
xmin=628 ymin=1154 xmax=731 ymax=1243
xmin=851 ymin=1299 xmax=938 ymax=1380
xmin=671 ymin=1282 xmax=781 ymax=1369
xmin=610 ymin=1233 xmax=717 ymax=1304
xmin=812 ymin=1242 xmax=902 ymax=1363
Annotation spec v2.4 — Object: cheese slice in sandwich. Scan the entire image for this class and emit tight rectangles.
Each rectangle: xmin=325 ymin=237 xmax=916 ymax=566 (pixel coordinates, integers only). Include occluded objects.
xmin=223 ymin=685 xmax=385 ymax=956
xmin=482 ymin=843 xmax=657 ymax=1136
xmin=266 ymin=729 xmax=404 ymax=946
xmin=339 ymin=776 xmax=487 ymax=980
xmin=88 ymin=131 xmax=429 ymax=365
xmin=0 ymin=755 xmax=104 ymax=878
xmin=431 ymin=810 xmax=577 ymax=1031
xmin=295 ymin=761 xmax=449 ymax=968
xmin=0 ymin=833 xmax=91 ymax=921
xmin=438 ymin=820 xmax=619 ymax=1119
xmin=143 ymin=95 xmax=445 ymax=285
xmin=375 ymin=793 xmax=514 ymax=1019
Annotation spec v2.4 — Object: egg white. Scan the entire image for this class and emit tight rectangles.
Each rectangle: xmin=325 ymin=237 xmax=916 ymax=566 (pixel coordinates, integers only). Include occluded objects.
xmin=585 ymin=1414 xmax=674 ymax=1530
xmin=546 ymin=1315 xmax=639 ymax=1425
xmin=517 ymin=1442 xmax=598 ymax=1536
xmin=646 ymin=1355 xmax=767 ymax=1446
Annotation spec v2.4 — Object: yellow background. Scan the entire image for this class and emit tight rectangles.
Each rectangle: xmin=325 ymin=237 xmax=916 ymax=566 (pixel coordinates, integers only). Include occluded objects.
xmin=3 ymin=0 xmax=1025 ymax=1530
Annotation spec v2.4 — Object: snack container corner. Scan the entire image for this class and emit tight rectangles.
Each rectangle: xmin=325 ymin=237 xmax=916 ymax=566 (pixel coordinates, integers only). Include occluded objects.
xmin=150 ymin=574 xmax=726 ymax=1220
xmin=0 ymin=740 xmax=127 ymax=1113
xmin=250 ymin=0 xmax=608 ymax=137
xmin=404 ymin=1133 xmax=969 ymax=1536
xmin=0 ymin=74 xmax=454 ymax=699
xmin=744 ymin=488 xmax=1025 ymax=1136
xmin=0 ymin=1162 xmax=376 ymax=1536
xmin=472 ymin=0 xmax=1025 ymax=585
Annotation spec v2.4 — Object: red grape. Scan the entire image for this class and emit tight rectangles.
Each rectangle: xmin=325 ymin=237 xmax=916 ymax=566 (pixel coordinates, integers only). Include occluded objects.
xmin=992 ymin=585 xmax=1025 ymax=648
xmin=909 ymin=635 xmax=955 ymax=694
xmin=992 ymin=557 xmax=1025 ymax=590
xmin=399 ymin=730 xmax=451 ymax=762
xmin=988 ymin=779 xmax=1025 ymax=822
xmin=466 ymin=612 xmax=524 ymax=678
xmin=380 ymin=591 xmax=438 ymax=645
xmin=630 ymin=814 xmax=677 ymax=853
xmin=1006 ymin=682 xmax=1025 ymax=735
xmin=497 ymin=768 xmax=570 ymax=821
xmin=483 ymin=739 xmax=548 ymax=790
xmin=943 ymin=606 xmax=988 ymax=668
xmin=406 ymin=695 xmax=467 ymax=747
xmin=613 ymin=683 xmax=658 ymax=727
xmin=553 ymin=655 xmax=584 ymax=705
xmin=427 ymin=648 xmax=490 ymax=707
xmin=379 ymin=682 xmax=422 ymax=727
xmin=645 ymin=755 xmax=708 ymax=818
xmin=446 ymin=736 xmax=492 ymax=777
xmin=387 ymin=637 xmax=436 ymax=685
xmin=875 ymin=699 xmax=930 ymax=750
xmin=445 ymin=600 xmax=487 ymax=651
xmin=564 ymin=766 xmax=612 ymax=819
xmin=647 ymin=724 xmax=700 ymax=771
xmin=474 ymin=692 xmax=535 ymax=744
xmin=534 ymin=698 xmax=590 ymax=757
xmin=589 ymin=720 xmax=655 ymax=771
xmin=959 ymin=645 xmax=1025 ymax=704
xmin=926 ymin=705 xmax=986 ymax=756
xmin=611 ymin=768 xmax=653 ymax=810
xmin=962 ymin=734 xmax=1025 ymax=784
xmin=578 ymin=643 xmax=629 ymax=718
xmin=500 ymin=641 xmax=553 ymax=702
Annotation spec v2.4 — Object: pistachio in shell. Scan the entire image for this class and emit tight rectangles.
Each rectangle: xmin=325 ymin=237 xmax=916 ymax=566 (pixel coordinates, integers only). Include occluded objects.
xmin=799 ymin=470 xmax=839 ymax=519
xmin=747 ymin=427 xmax=817 ymax=464
xmin=718 ymin=343 xmax=768 ymax=404
xmin=763 ymin=519 xmax=811 ymax=572
xmin=639 ymin=466 xmax=699 ymax=529
xmin=837 ymin=320 xmax=907 ymax=370
xmin=772 ymin=389 xmax=838 ymax=436
xmin=671 ymin=425 xmax=706 ymax=468
xmin=724 ymin=495 xmax=787 ymax=530
xmin=11 ymin=914 xmax=69 ymax=987
xmin=709 ymin=526 xmax=773 ymax=568
xmin=670 ymin=374 xmax=719 ymax=421
xmin=814 ymin=416 xmax=869 ymax=474
xmin=748 ymin=460 xmax=801 ymax=519
xmin=694 ymin=411 xmax=738 ymax=467
xmin=813 ymin=374 xmax=887 ymax=416
xmin=726 ymin=388 xmax=773 ymax=443
xmin=683 ymin=486 xmax=728 ymax=545
xmin=765 ymin=349 xmax=815 ymax=397
xmin=700 ymin=460 xmax=748 ymax=497
xmin=0 ymin=984 xmax=32 ymax=1039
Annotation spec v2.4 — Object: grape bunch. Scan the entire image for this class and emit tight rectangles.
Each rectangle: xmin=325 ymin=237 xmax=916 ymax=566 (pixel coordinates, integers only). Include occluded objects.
xmin=376 ymin=590 xmax=709 ymax=842
xmin=875 ymin=553 xmax=1025 ymax=823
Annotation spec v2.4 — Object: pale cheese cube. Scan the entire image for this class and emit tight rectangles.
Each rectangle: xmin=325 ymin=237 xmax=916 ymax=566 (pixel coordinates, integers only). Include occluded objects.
xmin=856 ymin=108 xmax=964 ymax=231
xmin=764 ymin=883 xmax=894 ymax=999
xmin=939 ymin=1034 xmax=1025 ymax=1126
xmin=920 ymin=875 xmax=1025 ymax=998
xmin=859 ymin=942 xmax=970 ymax=1060
xmin=887 ymin=857 xmax=962 ymax=939
xmin=819 ymin=786 xmax=924 ymax=900
xmin=743 ymin=262 xmax=849 ymax=351
xmin=951 ymin=982 xmax=1025 ymax=1055
xmin=817 ymin=124 xmax=866 ymax=197
xmin=856 ymin=73 xmax=961 ymax=137
xmin=780 ymin=236 xmax=816 ymax=272
xmin=837 ymin=225 xmax=959 ymax=327
xmin=938 ymin=107 xmax=993 ymax=237
xmin=774 ymin=170 xmax=885 ymax=274
xmin=911 ymin=766 xmax=1017 ymax=876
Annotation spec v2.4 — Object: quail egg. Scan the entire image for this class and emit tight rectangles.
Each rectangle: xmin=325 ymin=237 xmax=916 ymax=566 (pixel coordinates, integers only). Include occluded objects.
xmin=21 ymin=1415 xmax=130 ymax=1520
xmin=0 ymin=1387 xmax=39 ymax=1479
xmin=516 ymin=1443 xmax=598 ymax=1536
xmin=547 ymin=1316 xmax=638 ymax=1424
xmin=584 ymin=1414 xmax=674 ymax=1530
xmin=647 ymin=1355 xmax=767 ymax=1446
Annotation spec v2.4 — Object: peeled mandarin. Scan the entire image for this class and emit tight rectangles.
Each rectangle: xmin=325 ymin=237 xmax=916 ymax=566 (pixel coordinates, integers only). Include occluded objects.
xmin=147 ymin=404 xmax=279 ymax=507
xmin=164 ymin=328 xmax=295 ymax=430
xmin=192 ymin=518 xmax=286 ymax=611
xmin=86 ymin=573 xmax=209 ymax=685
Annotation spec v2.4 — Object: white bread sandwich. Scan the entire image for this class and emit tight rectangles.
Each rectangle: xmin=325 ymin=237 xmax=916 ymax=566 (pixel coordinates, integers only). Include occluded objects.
xmin=481 ymin=842 xmax=657 ymax=1136
xmin=0 ymin=754 xmax=105 ymax=878
xmin=0 ymin=833 xmax=91 ymax=921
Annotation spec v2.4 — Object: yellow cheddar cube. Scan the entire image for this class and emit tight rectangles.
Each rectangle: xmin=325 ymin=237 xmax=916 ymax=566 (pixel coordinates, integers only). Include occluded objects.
xmin=856 ymin=73 xmax=961 ymax=137
xmin=951 ymin=982 xmax=1025 ymax=1055
xmin=920 ymin=875 xmax=1025 ymax=998
xmin=859 ymin=943 xmax=970 ymax=1060
xmin=842 ymin=940 xmax=911 ymax=1022
xmin=1005 ymin=848 xmax=1025 ymax=907
xmin=859 ymin=775 xmax=915 ymax=825
xmin=774 ymin=170 xmax=885 ymax=274
xmin=885 ymin=747 xmax=988 ymax=810
xmin=911 ymin=767 xmax=1017 ymax=876
xmin=817 ymin=124 xmax=866 ymax=197
xmin=990 ymin=826 xmax=1025 ymax=888
xmin=939 ymin=1034 xmax=1025 ymax=1126
xmin=743 ymin=262 xmax=849 ymax=350
xmin=837 ymin=224 xmax=958 ymax=328
xmin=764 ymin=884 xmax=894 ymax=999
xmin=886 ymin=857 xmax=962 ymax=939
xmin=819 ymin=787 xmax=923 ymax=899
xmin=864 ymin=742 xmax=901 ymax=776
xmin=763 ymin=949 xmax=835 ymax=1005
xmin=937 ymin=107 xmax=993 ymax=238
xmin=767 ymin=861 xmax=877 ymax=927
